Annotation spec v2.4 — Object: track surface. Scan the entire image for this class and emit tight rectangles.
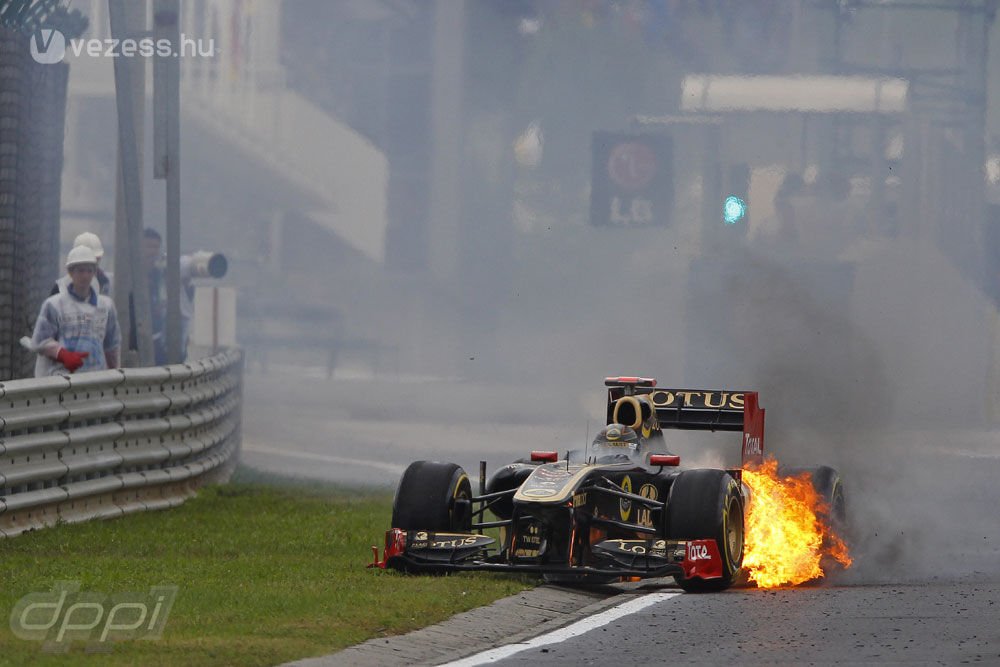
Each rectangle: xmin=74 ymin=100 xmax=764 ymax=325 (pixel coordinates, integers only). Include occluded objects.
xmin=241 ymin=368 xmax=590 ymax=487
xmin=452 ymin=581 xmax=1000 ymax=666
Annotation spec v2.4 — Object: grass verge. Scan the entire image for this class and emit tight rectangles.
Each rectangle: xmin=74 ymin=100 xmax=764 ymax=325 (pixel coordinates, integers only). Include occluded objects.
xmin=0 ymin=468 xmax=537 ymax=666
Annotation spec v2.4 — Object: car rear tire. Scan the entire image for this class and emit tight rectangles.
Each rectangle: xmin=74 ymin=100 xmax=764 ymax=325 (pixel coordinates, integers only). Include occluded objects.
xmin=665 ymin=469 xmax=744 ymax=592
xmin=777 ymin=465 xmax=846 ymax=528
xmin=391 ymin=461 xmax=472 ymax=532
xmin=810 ymin=466 xmax=846 ymax=535
xmin=779 ymin=464 xmax=848 ymax=572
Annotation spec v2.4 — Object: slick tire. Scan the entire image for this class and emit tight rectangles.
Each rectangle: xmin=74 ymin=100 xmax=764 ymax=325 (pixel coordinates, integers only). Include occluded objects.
xmin=777 ymin=466 xmax=847 ymax=529
xmin=484 ymin=459 xmax=539 ymax=520
xmin=391 ymin=461 xmax=472 ymax=533
xmin=779 ymin=465 xmax=848 ymax=573
xmin=665 ymin=469 xmax=744 ymax=593
xmin=812 ymin=466 xmax=847 ymax=535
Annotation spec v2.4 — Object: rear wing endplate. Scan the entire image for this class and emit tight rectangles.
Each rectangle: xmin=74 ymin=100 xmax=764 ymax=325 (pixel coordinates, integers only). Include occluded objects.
xmin=606 ymin=382 xmax=765 ymax=467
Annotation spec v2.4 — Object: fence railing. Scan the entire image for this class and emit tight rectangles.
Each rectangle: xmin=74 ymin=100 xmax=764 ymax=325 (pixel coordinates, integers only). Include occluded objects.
xmin=0 ymin=348 xmax=243 ymax=536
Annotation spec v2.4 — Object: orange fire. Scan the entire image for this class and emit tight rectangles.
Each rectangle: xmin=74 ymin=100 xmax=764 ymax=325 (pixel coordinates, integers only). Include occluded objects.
xmin=742 ymin=458 xmax=852 ymax=588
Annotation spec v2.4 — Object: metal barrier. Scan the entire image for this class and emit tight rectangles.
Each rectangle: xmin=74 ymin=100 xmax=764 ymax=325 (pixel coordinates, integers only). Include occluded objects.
xmin=0 ymin=349 xmax=243 ymax=536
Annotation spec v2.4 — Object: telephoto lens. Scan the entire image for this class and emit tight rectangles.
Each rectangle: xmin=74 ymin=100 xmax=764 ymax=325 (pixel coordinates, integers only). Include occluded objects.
xmin=189 ymin=251 xmax=228 ymax=278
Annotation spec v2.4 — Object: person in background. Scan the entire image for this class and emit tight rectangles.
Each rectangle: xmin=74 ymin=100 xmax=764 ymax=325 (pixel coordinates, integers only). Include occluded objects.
xmin=142 ymin=227 xmax=202 ymax=364
xmin=141 ymin=228 xmax=168 ymax=364
xmin=51 ymin=231 xmax=112 ymax=297
xmin=29 ymin=245 xmax=121 ymax=376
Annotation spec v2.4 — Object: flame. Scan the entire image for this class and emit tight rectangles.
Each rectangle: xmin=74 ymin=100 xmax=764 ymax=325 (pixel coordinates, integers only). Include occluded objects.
xmin=742 ymin=458 xmax=852 ymax=588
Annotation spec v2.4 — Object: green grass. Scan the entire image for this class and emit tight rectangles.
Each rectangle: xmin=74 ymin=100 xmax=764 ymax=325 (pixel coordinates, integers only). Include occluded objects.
xmin=0 ymin=468 xmax=536 ymax=666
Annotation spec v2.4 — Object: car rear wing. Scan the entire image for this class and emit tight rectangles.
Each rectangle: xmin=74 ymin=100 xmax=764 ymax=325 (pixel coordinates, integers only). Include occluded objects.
xmin=605 ymin=378 xmax=765 ymax=467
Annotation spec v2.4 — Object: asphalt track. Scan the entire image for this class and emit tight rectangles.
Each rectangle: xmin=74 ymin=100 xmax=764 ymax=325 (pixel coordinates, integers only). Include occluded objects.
xmin=447 ymin=581 xmax=1000 ymax=666
xmin=289 ymin=578 xmax=1000 ymax=666
xmin=246 ymin=369 xmax=1000 ymax=666
xmin=240 ymin=367 xmax=595 ymax=487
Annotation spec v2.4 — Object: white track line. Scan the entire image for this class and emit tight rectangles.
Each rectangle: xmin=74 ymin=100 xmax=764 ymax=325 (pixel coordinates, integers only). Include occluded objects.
xmin=241 ymin=443 xmax=407 ymax=474
xmin=438 ymin=592 xmax=681 ymax=666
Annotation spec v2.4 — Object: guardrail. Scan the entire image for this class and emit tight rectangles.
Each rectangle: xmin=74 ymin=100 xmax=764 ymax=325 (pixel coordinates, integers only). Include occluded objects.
xmin=0 ymin=349 xmax=243 ymax=536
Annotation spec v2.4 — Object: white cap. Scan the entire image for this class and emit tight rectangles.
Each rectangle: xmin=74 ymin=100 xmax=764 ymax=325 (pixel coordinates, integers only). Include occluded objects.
xmin=72 ymin=231 xmax=104 ymax=259
xmin=66 ymin=245 xmax=98 ymax=268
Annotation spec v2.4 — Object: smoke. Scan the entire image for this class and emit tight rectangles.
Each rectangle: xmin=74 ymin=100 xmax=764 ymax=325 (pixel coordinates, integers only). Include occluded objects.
xmin=57 ymin=2 xmax=1000 ymax=582
xmin=278 ymin=5 xmax=1000 ymax=583
xmin=292 ymin=4 xmax=1000 ymax=583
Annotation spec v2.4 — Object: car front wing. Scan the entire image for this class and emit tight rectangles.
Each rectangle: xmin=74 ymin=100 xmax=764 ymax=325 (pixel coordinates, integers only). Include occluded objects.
xmin=369 ymin=528 xmax=724 ymax=581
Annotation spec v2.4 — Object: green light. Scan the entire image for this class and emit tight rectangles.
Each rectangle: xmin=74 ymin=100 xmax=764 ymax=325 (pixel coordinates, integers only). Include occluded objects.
xmin=723 ymin=196 xmax=746 ymax=224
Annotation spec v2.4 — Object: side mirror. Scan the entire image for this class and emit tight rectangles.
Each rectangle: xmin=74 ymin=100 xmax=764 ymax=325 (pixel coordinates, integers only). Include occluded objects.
xmin=530 ymin=451 xmax=558 ymax=463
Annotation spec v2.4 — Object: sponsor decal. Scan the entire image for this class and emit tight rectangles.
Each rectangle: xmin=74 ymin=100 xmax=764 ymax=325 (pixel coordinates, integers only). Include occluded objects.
xmin=743 ymin=433 xmax=762 ymax=457
xmin=521 ymin=525 xmax=541 ymax=541
xmin=608 ymin=142 xmax=657 ymax=191
xmin=619 ymin=476 xmax=633 ymax=521
xmin=648 ymin=391 xmax=745 ymax=411
xmin=602 ymin=440 xmax=633 ymax=449
xmin=606 ymin=539 xmax=647 ymax=554
xmin=688 ymin=543 xmax=711 ymax=561
xmin=531 ymin=465 xmax=578 ymax=480
xmin=517 ymin=463 xmax=589 ymax=502
xmin=409 ymin=531 xmax=431 ymax=549
xmin=521 ymin=488 xmax=558 ymax=498
xmin=592 ymin=132 xmax=671 ymax=227
xmin=636 ymin=484 xmax=658 ymax=528
xmin=429 ymin=536 xmax=489 ymax=549
xmin=650 ymin=539 xmax=667 ymax=557
xmin=596 ymin=424 xmax=638 ymax=449
xmin=520 ymin=466 xmax=569 ymax=497
xmin=513 ymin=524 xmax=542 ymax=557
xmin=598 ymin=538 xmax=670 ymax=557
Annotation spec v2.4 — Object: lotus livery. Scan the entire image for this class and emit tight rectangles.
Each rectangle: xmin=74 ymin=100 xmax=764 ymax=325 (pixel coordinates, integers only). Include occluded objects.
xmin=370 ymin=376 xmax=844 ymax=592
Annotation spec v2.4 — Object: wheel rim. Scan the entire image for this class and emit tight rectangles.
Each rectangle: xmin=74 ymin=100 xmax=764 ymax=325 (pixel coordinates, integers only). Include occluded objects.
xmin=726 ymin=496 xmax=744 ymax=566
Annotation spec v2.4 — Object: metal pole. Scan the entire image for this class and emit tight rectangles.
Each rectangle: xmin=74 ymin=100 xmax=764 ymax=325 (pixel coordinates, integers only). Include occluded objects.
xmin=701 ymin=122 xmax=722 ymax=247
xmin=109 ymin=0 xmax=153 ymax=366
xmin=154 ymin=0 xmax=183 ymax=363
xmin=960 ymin=3 xmax=990 ymax=283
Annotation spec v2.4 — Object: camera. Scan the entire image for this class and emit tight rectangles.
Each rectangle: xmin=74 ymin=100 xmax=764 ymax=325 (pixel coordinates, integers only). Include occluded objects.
xmin=188 ymin=251 xmax=228 ymax=279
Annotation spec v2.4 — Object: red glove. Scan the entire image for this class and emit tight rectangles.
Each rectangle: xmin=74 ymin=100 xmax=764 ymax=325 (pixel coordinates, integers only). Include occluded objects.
xmin=56 ymin=348 xmax=89 ymax=373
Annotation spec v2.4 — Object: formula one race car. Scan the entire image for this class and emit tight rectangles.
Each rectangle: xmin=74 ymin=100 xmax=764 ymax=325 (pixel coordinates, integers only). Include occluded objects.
xmin=371 ymin=376 xmax=842 ymax=592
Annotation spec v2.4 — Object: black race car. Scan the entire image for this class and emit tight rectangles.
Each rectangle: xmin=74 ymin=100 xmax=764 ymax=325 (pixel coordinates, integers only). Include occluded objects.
xmin=371 ymin=376 xmax=842 ymax=592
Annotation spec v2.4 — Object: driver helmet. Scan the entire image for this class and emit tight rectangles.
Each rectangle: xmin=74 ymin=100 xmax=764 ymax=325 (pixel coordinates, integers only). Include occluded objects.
xmin=592 ymin=423 xmax=640 ymax=451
